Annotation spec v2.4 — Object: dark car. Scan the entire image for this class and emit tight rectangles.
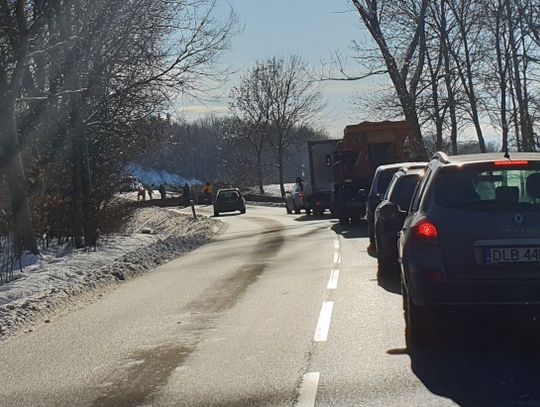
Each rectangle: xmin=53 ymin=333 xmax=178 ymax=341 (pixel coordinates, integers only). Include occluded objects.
xmin=399 ymin=152 xmax=540 ymax=347
xmin=213 ymin=188 xmax=246 ymax=216
xmin=367 ymin=162 xmax=426 ymax=252
xmin=374 ymin=167 xmax=424 ymax=281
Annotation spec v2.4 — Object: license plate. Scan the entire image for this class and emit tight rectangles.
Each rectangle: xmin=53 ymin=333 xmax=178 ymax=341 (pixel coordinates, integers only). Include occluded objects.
xmin=485 ymin=247 xmax=540 ymax=264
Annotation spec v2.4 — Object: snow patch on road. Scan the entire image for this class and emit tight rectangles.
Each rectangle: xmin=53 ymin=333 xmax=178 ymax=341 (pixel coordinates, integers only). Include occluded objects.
xmin=0 ymin=208 xmax=218 ymax=340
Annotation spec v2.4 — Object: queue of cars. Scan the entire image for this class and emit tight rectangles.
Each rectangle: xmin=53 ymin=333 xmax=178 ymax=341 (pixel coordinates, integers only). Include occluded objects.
xmin=367 ymin=152 xmax=540 ymax=349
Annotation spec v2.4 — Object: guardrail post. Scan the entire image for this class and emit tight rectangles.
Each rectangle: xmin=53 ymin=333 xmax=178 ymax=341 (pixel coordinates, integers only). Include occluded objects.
xmin=190 ymin=200 xmax=197 ymax=220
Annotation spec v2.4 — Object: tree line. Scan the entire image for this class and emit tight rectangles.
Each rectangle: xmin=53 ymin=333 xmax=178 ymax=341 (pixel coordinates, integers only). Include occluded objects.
xmin=137 ymin=115 xmax=329 ymax=193
xmin=348 ymin=0 xmax=540 ymax=158
xmin=0 ymin=0 xmax=236 ymax=253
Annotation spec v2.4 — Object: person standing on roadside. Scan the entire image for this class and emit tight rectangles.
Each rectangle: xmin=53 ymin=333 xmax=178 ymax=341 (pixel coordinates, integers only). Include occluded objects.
xmin=182 ymin=183 xmax=191 ymax=206
xmin=159 ymin=184 xmax=166 ymax=199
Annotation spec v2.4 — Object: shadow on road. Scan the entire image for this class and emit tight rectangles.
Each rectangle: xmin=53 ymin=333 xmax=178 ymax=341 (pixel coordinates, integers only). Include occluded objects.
xmin=293 ymin=213 xmax=335 ymax=222
xmin=405 ymin=313 xmax=540 ymax=406
xmin=330 ymin=223 xmax=369 ymax=239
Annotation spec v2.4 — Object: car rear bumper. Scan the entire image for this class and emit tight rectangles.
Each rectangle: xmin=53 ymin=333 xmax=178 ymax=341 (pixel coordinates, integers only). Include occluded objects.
xmin=409 ymin=278 xmax=540 ymax=306
xmin=215 ymin=204 xmax=244 ymax=212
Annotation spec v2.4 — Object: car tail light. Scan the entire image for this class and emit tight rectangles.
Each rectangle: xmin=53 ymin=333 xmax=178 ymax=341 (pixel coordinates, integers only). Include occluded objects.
xmin=412 ymin=217 xmax=439 ymax=243
xmin=494 ymin=160 xmax=528 ymax=166
xmin=298 ymin=192 xmax=305 ymax=199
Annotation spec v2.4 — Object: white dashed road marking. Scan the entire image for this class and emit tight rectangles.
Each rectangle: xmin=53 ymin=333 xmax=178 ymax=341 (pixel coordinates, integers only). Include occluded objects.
xmin=296 ymin=372 xmax=320 ymax=407
xmin=314 ymin=301 xmax=334 ymax=342
xmin=327 ymin=269 xmax=340 ymax=290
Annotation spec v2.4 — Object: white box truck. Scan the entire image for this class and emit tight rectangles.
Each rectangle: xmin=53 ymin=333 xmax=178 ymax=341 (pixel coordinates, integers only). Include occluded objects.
xmin=285 ymin=139 xmax=338 ymax=215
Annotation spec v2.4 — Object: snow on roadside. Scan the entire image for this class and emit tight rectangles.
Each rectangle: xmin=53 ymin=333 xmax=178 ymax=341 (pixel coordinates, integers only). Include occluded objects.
xmin=245 ymin=183 xmax=295 ymax=197
xmin=0 ymin=208 xmax=219 ymax=340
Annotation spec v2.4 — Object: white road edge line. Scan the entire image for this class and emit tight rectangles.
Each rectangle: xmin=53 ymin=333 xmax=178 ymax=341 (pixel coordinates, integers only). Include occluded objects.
xmin=314 ymin=301 xmax=334 ymax=342
xmin=296 ymin=372 xmax=320 ymax=407
xmin=327 ymin=269 xmax=340 ymax=290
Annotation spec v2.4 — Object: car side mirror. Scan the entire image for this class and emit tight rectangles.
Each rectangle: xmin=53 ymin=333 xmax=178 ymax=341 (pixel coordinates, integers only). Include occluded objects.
xmin=379 ymin=202 xmax=399 ymax=220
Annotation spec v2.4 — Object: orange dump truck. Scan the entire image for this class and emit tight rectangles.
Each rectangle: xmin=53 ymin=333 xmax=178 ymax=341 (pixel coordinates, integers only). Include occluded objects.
xmin=332 ymin=120 xmax=411 ymax=225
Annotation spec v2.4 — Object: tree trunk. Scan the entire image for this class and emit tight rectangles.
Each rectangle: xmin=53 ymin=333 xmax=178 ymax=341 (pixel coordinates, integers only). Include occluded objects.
xmin=401 ymin=96 xmax=428 ymax=160
xmin=0 ymin=96 xmax=38 ymax=253
xmin=277 ymin=146 xmax=286 ymax=198
xmin=256 ymin=147 xmax=264 ymax=194
xmin=440 ymin=2 xmax=458 ymax=154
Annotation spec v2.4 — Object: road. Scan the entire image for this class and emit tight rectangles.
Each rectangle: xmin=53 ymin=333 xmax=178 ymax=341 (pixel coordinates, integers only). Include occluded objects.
xmin=2 ymin=205 xmax=540 ymax=406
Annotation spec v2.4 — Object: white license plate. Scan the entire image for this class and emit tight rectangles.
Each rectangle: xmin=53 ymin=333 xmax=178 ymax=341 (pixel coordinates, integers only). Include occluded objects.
xmin=485 ymin=247 xmax=540 ymax=264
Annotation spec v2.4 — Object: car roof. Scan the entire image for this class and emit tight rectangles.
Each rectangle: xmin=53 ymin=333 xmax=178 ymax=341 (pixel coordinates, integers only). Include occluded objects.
xmin=217 ymin=188 xmax=240 ymax=192
xmin=375 ymin=161 xmax=427 ymax=172
xmin=394 ymin=168 xmax=425 ymax=177
xmin=434 ymin=152 xmax=540 ymax=164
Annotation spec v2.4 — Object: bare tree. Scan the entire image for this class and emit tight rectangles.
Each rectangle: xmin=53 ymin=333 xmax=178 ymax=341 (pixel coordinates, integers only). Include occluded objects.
xmin=230 ymin=56 xmax=324 ymax=197
xmin=229 ymin=65 xmax=272 ymax=194
xmin=349 ymin=0 xmax=429 ymax=160
xmin=1 ymin=0 xmax=237 ymax=251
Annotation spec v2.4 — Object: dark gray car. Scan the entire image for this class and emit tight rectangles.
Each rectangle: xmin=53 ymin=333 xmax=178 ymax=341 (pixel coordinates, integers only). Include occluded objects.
xmin=374 ymin=168 xmax=424 ymax=282
xmin=399 ymin=152 xmax=540 ymax=347
xmin=367 ymin=162 xmax=426 ymax=252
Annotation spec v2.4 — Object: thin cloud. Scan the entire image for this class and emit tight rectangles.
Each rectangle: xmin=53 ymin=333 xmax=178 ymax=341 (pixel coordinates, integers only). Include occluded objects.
xmin=178 ymin=105 xmax=229 ymax=114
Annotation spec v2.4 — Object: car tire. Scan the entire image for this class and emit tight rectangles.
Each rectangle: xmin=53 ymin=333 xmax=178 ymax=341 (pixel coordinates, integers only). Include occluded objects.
xmin=240 ymin=208 xmax=246 ymax=214
xmin=286 ymin=205 xmax=292 ymax=214
xmin=377 ymin=256 xmax=394 ymax=282
xmin=403 ymin=282 xmax=433 ymax=349
xmin=214 ymin=211 xmax=219 ymax=217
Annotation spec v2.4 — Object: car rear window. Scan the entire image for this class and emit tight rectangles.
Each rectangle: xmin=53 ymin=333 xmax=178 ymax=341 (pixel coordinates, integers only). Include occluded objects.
xmin=389 ymin=174 xmax=422 ymax=210
xmin=377 ymin=169 xmax=396 ymax=194
xmin=218 ymin=191 xmax=240 ymax=200
xmin=433 ymin=163 xmax=540 ymax=212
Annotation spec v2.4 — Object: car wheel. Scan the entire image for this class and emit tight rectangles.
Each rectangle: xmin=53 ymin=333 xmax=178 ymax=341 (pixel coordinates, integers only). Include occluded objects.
xmin=377 ymin=256 xmax=394 ymax=282
xmin=305 ymin=207 xmax=311 ymax=216
xmin=286 ymin=205 xmax=292 ymax=214
xmin=294 ymin=208 xmax=300 ymax=214
xmin=240 ymin=208 xmax=246 ymax=214
xmin=214 ymin=210 xmax=219 ymax=217
xmin=403 ymin=282 xmax=433 ymax=349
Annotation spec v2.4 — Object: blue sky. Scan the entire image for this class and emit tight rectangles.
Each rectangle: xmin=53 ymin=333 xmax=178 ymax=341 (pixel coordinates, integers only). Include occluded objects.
xmin=178 ymin=0 xmax=388 ymax=138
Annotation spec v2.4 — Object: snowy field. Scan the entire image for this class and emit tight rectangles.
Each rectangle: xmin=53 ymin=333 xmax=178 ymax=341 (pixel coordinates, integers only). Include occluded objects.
xmin=0 ymin=208 xmax=219 ymax=340
xmin=246 ymin=183 xmax=295 ymax=197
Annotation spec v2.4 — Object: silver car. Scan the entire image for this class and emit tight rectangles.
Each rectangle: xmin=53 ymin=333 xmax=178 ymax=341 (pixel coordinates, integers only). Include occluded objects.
xmin=399 ymin=152 xmax=540 ymax=347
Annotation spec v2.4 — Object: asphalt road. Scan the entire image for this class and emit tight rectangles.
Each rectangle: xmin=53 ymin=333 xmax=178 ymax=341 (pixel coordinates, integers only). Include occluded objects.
xmin=2 ymin=205 xmax=540 ymax=406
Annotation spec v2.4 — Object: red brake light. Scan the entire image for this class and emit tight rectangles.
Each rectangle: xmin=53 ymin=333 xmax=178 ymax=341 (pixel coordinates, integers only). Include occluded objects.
xmin=298 ymin=192 xmax=305 ymax=199
xmin=494 ymin=160 xmax=528 ymax=166
xmin=413 ymin=218 xmax=438 ymax=241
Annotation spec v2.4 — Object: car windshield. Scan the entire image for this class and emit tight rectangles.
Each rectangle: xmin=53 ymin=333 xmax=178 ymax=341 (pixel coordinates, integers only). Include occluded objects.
xmin=434 ymin=164 xmax=540 ymax=212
